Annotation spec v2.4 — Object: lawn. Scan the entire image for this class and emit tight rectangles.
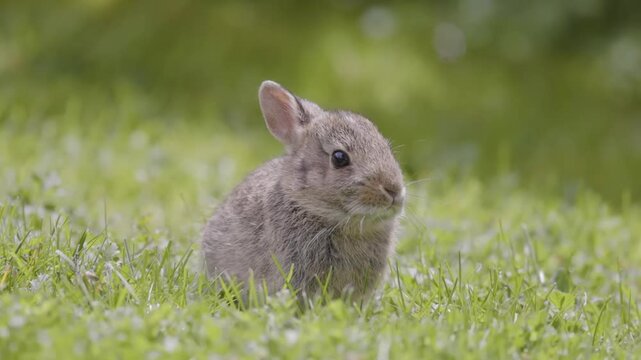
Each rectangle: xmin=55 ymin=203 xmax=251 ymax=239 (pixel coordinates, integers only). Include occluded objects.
xmin=2 ymin=1 xmax=641 ymax=358
xmin=1 ymin=90 xmax=640 ymax=359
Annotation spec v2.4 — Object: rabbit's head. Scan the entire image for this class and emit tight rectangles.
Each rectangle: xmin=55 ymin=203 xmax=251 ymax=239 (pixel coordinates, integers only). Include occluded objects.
xmin=259 ymin=81 xmax=405 ymax=225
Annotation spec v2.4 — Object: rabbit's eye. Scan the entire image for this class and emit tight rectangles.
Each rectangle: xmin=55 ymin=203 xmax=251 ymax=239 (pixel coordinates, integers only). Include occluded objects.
xmin=331 ymin=150 xmax=350 ymax=168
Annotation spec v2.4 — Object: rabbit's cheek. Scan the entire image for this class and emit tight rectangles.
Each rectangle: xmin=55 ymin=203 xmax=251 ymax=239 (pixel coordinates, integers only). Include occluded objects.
xmin=357 ymin=189 xmax=391 ymax=210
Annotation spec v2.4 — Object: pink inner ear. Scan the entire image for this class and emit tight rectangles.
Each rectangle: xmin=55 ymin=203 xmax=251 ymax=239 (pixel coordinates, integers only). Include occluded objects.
xmin=272 ymin=89 xmax=294 ymax=109
xmin=260 ymin=83 xmax=301 ymax=145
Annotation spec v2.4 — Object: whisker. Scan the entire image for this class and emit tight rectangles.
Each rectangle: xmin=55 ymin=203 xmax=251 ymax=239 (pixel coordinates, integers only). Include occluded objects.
xmin=400 ymin=210 xmax=431 ymax=235
xmin=405 ymin=177 xmax=434 ymax=186
xmin=405 ymin=194 xmax=428 ymax=201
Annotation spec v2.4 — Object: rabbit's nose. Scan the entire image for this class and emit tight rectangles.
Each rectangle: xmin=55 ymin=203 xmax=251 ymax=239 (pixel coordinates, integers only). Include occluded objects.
xmin=383 ymin=186 xmax=398 ymax=198
xmin=380 ymin=183 xmax=405 ymax=205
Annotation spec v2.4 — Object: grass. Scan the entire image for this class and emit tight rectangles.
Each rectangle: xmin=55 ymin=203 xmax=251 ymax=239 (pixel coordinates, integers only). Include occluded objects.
xmin=1 ymin=95 xmax=641 ymax=359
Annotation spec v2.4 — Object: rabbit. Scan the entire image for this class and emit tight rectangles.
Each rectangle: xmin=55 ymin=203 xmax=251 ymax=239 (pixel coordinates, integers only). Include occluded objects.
xmin=202 ymin=80 xmax=405 ymax=302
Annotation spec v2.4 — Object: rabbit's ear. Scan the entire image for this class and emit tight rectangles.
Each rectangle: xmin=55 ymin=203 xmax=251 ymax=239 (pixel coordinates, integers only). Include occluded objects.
xmin=259 ymin=81 xmax=319 ymax=146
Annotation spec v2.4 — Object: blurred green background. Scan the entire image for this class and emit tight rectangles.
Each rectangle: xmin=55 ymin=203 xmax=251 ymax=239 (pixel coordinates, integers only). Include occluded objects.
xmin=1 ymin=0 xmax=640 ymax=203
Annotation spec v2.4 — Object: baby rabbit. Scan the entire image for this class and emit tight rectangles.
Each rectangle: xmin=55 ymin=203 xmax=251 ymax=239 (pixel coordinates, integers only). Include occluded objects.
xmin=203 ymin=80 xmax=405 ymax=301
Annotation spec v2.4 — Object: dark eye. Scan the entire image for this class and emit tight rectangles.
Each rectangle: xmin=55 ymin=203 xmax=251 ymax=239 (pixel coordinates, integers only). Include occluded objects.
xmin=331 ymin=150 xmax=350 ymax=168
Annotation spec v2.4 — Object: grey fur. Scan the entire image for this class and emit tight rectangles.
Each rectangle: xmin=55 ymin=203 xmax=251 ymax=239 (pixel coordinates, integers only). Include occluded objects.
xmin=202 ymin=80 xmax=405 ymax=301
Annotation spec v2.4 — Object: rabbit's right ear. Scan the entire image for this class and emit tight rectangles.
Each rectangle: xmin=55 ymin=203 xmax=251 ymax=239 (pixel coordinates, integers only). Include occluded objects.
xmin=259 ymin=81 xmax=316 ymax=147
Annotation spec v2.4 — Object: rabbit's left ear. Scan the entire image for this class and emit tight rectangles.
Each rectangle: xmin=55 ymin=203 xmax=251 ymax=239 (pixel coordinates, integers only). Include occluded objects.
xmin=258 ymin=81 xmax=321 ymax=146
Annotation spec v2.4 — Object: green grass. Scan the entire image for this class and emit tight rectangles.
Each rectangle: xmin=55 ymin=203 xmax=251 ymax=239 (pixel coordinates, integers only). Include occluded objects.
xmin=1 ymin=96 xmax=640 ymax=359
xmin=2 ymin=2 xmax=641 ymax=357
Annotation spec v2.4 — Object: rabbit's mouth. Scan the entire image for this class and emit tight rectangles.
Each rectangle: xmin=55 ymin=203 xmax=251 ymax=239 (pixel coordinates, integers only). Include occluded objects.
xmin=342 ymin=199 xmax=404 ymax=219
xmin=342 ymin=184 xmax=405 ymax=218
xmin=336 ymin=202 xmax=401 ymax=235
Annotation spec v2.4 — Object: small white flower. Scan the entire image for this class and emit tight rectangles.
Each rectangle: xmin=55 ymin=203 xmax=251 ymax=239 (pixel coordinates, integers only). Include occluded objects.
xmin=9 ymin=316 xmax=26 ymax=328
xmin=163 ymin=336 xmax=179 ymax=353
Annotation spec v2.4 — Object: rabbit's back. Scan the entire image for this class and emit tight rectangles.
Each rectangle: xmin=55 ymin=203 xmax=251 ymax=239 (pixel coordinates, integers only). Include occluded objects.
xmin=202 ymin=158 xmax=284 ymax=289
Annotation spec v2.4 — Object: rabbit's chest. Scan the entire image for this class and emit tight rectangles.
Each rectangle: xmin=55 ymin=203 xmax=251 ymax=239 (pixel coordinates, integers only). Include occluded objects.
xmin=332 ymin=234 xmax=389 ymax=270
xmin=298 ymin=231 xmax=391 ymax=296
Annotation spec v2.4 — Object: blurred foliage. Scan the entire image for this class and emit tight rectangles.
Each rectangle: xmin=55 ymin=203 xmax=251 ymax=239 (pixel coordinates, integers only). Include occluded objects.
xmin=1 ymin=0 xmax=641 ymax=202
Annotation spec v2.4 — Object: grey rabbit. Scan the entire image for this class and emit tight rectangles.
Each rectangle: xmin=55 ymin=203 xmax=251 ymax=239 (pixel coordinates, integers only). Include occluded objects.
xmin=203 ymin=80 xmax=405 ymax=301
